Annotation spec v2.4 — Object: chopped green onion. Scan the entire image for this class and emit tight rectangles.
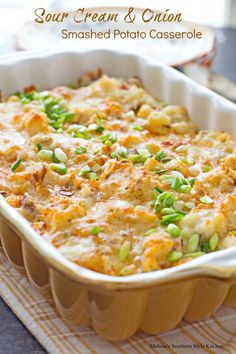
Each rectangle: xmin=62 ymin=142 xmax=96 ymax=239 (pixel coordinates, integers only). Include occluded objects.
xmin=92 ymin=145 xmax=100 ymax=154
xmin=44 ymin=96 xmax=75 ymax=131
xmin=110 ymin=151 xmax=118 ymax=159
xmin=179 ymin=185 xmax=191 ymax=193
xmin=161 ymin=207 xmax=176 ymax=215
xmin=116 ymin=146 xmax=128 ymax=159
xmin=54 ymin=148 xmax=67 ymax=163
xmin=203 ymin=165 xmax=211 ymax=172
xmin=118 ymin=240 xmax=131 ymax=262
xmin=88 ymin=172 xmax=98 ymax=180
xmin=79 ymin=165 xmax=91 ymax=176
xmin=91 ymin=225 xmax=101 ymax=235
xmin=144 ymin=228 xmax=157 ymax=236
xmin=167 ymin=250 xmax=182 ymax=262
xmin=166 ymin=223 xmax=181 ymax=237
xmin=171 ymin=177 xmax=182 ymax=190
xmin=11 ymin=157 xmax=22 ymax=172
xmin=188 ymin=178 xmax=197 ymax=187
xmin=129 ymin=154 xmax=143 ymax=163
xmin=16 ymin=91 xmax=39 ymax=104
xmin=36 ymin=143 xmax=42 ymax=151
xmin=38 ymin=149 xmax=53 ymax=161
xmin=96 ymin=115 xmax=105 ymax=133
xmin=209 ymin=233 xmax=219 ymax=251
xmin=154 ymin=187 xmax=163 ymax=195
xmin=99 ymin=133 xmax=117 ymax=145
xmin=69 ymin=125 xmax=90 ymax=139
xmin=68 ymin=124 xmax=82 ymax=133
xmin=184 ymin=252 xmax=206 ymax=258
xmin=63 ymin=112 xmax=75 ymax=122
xmin=160 ymin=101 xmax=168 ymax=108
xmin=155 ymin=150 xmax=166 ymax=161
xmin=155 ymin=169 xmax=168 ymax=175
xmin=49 ymin=163 xmax=67 ymax=175
xmin=133 ymin=125 xmax=144 ymax=131
xmin=185 ymin=202 xmax=195 ymax=209
xmin=176 ymin=145 xmax=187 ymax=153
xmin=52 ymin=151 xmax=60 ymax=163
xmin=154 ymin=191 xmax=176 ymax=212
xmin=201 ymin=240 xmax=211 ymax=253
xmin=232 ymin=231 xmax=236 ymax=236
xmin=162 ymin=193 xmax=176 ymax=207
xmin=161 ymin=213 xmax=183 ymax=226
xmin=186 ymin=234 xmax=199 ymax=253
xmin=137 ymin=148 xmax=151 ymax=162
xmin=200 ymin=196 xmax=214 ymax=205
xmin=104 ymin=140 xmax=112 ymax=147
xmin=75 ymin=146 xmax=87 ymax=155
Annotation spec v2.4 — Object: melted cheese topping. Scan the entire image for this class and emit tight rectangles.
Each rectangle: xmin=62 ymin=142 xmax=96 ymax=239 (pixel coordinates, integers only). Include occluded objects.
xmin=1 ymin=74 xmax=236 ymax=276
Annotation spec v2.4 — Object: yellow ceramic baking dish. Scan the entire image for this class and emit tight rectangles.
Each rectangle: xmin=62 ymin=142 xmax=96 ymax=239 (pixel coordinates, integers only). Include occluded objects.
xmin=0 ymin=50 xmax=236 ymax=341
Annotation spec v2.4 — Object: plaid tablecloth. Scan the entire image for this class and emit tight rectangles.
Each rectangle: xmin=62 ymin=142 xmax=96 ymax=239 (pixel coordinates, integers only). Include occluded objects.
xmin=1 ymin=249 xmax=236 ymax=354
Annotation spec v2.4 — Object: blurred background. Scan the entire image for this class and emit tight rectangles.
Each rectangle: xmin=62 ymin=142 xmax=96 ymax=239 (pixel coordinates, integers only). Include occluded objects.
xmin=0 ymin=0 xmax=235 ymax=33
xmin=0 ymin=0 xmax=235 ymax=101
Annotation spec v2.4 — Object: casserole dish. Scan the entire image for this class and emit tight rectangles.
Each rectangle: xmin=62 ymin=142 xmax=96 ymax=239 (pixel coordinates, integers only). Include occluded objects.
xmin=0 ymin=49 xmax=236 ymax=341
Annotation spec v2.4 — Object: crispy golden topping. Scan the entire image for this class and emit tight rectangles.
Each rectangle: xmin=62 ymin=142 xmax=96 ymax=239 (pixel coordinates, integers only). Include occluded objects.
xmin=0 ymin=74 xmax=236 ymax=276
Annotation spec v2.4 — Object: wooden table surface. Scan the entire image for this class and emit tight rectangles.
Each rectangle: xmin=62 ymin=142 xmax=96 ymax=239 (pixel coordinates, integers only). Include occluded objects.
xmin=0 ymin=27 xmax=236 ymax=354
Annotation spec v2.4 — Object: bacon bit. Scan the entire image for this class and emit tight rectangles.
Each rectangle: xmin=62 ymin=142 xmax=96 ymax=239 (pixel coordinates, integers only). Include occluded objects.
xmin=24 ymin=85 xmax=37 ymax=93
xmin=0 ymin=191 xmax=7 ymax=196
xmin=119 ymin=83 xmax=129 ymax=90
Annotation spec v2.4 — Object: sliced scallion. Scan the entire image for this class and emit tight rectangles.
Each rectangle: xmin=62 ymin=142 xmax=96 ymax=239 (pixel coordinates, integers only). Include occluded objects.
xmin=133 ymin=125 xmax=144 ymax=131
xmin=184 ymin=252 xmax=206 ymax=258
xmin=186 ymin=234 xmax=199 ymax=253
xmin=75 ymin=146 xmax=87 ymax=155
xmin=49 ymin=163 xmax=67 ymax=175
xmin=200 ymin=196 xmax=213 ymax=205
xmin=155 ymin=150 xmax=166 ymax=161
xmin=118 ymin=240 xmax=131 ymax=262
xmin=209 ymin=233 xmax=219 ymax=251
xmin=167 ymin=250 xmax=182 ymax=262
xmin=91 ymin=225 xmax=101 ymax=235
xmin=88 ymin=172 xmax=98 ymax=180
xmin=38 ymin=149 xmax=53 ymax=161
xmin=79 ymin=165 xmax=91 ymax=176
xmin=166 ymin=223 xmax=181 ymax=238
xmin=11 ymin=157 xmax=22 ymax=172
xmin=144 ymin=228 xmax=157 ymax=236
xmin=54 ymin=148 xmax=67 ymax=163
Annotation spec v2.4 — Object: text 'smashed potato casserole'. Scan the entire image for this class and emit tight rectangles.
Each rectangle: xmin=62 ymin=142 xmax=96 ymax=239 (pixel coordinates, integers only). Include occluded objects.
xmin=1 ymin=72 xmax=236 ymax=276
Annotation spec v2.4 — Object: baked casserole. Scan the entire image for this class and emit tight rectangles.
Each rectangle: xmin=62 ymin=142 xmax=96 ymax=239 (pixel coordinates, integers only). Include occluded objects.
xmin=1 ymin=72 xmax=236 ymax=277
